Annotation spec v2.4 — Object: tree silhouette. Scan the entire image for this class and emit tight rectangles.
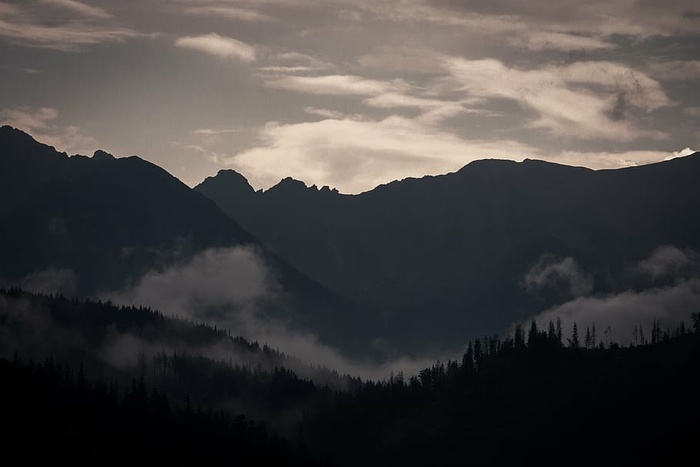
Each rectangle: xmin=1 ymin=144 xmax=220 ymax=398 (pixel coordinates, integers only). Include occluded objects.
xmin=569 ymin=322 xmax=580 ymax=349
xmin=556 ymin=317 xmax=563 ymax=345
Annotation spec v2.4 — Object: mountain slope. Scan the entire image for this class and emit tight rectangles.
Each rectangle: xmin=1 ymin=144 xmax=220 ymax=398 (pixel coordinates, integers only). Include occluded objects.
xmin=0 ymin=127 xmax=360 ymax=351
xmin=197 ymin=154 xmax=700 ymax=351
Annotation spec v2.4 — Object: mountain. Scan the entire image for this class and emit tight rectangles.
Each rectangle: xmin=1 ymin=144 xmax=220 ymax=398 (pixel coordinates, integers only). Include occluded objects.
xmin=197 ymin=154 xmax=700 ymax=351
xmin=0 ymin=126 xmax=359 ymax=351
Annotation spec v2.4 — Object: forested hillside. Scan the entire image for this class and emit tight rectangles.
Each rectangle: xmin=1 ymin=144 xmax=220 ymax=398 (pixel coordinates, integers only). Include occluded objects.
xmin=2 ymin=289 xmax=697 ymax=466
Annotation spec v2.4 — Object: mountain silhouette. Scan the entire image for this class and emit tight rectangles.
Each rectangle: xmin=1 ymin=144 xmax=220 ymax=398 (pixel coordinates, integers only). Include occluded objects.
xmin=197 ymin=153 xmax=700 ymax=351
xmin=0 ymin=126 xmax=360 ymax=351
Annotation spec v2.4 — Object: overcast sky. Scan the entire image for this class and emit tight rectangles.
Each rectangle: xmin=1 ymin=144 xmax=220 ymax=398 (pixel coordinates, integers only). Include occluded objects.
xmin=0 ymin=0 xmax=698 ymax=193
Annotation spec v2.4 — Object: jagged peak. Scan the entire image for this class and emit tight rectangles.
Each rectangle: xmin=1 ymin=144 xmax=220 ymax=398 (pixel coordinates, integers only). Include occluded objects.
xmin=268 ymin=176 xmax=309 ymax=193
xmin=92 ymin=149 xmax=115 ymax=160
xmin=197 ymin=169 xmax=255 ymax=194
xmin=216 ymin=169 xmax=252 ymax=183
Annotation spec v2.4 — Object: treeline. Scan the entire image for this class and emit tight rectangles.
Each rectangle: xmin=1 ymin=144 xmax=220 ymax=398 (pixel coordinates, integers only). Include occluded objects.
xmin=0 ymin=288 xmax=360 ymax=443
xmin=302 ymin=318 xmax=700 ymax=466
xmin=2 ymin=289 xmax=699 ymax=466
xmin=0 ymin=356 xmax=325 ymax=466
xmin=0 ymin=288 xmax=356 ymax=398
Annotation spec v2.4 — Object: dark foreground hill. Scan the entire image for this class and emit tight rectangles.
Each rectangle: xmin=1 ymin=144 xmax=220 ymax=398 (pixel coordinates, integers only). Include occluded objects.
xmin=0 ymin=288 xmax=356 ymax=420
xmin=0 ymin=357 xmax=323 ymax=466
xmin=2 ymin=290 xmax=697 ymax=467
xmin=304 ymin=320 xmax=700 ymax=466
xmin=197 ymin=154 xmax=700 ymax=351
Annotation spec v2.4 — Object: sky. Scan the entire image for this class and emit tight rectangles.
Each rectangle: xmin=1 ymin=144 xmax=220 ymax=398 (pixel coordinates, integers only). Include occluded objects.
xmin=0 ymin=0 xmax=698 ymax=193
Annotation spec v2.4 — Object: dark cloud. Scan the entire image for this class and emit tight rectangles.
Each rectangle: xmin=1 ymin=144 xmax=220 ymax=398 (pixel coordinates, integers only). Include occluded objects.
xmin=607 ymin=89 xmax=630 ymax=122
xmin=0 ymin=0 xmax=142 ymax=51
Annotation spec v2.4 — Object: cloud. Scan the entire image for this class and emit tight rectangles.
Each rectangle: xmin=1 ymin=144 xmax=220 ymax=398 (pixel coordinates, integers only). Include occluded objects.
xmin=103 ymin=245 xmax=450 ymax=380
xmin=303 ymin=107 xmax=346 ymax=119
xmin=258 ymin=66 xmax=319 ymax=73
xmin=523 ymin=256 xmax=593 ymax=299
xmin=227 ymin=116 xmax=537 ymax=194
xmin=106 ymin=247 xmax=272 ymax=320
xmin=264 ymin=66 xmax=469 ymax=123
xmin=362 ymin=92 xmax=470 ymax=124
xmin=545 ymin=149 xmax=692 ymax=169
xmin=665 ymin=147 xmax=698 ymax=160
xmin=182 ymin=6 xmax=274 ymax=22
xmin=175 ymin=33 xmax=256 ymax=62
xmin=444 ymin=57 xmax=671 ymax=141
xmin=0 ymin=1 xmax=140 ymax=50
xmin=192 ymin=128 xmax=241 ymax=136
xmin=637 ymin=245 xmax=699 ymax=281
xmin=0 ymin=106 xmax=96 ymax=154
xmin=357 ymin=46 xmax=445 ymax=74
xmin=422 ymin=0 xmax=700 ymax=39
xmin=527 ymin=279 xmax=700 ymax=346
xmin=0 ymin=293 xmax=88 ymax=363
xmin=0 ymin=107 xmax=57 ymax=130
xmin=235 ymin=317 xmax=442 ymax=381
xmin=646 ymin=60 xmax=700 ymax=81
xmin=40 ymin=0 xmax=112 ymax=19
xmin=273 ymin=52 xmax=335 ymax=68
xmin=518 ymin=31 xmax=615 ymax=51
xmin=264 ymin=74 xmax=404 ymax=96
xmin=522 ymin=245 xmax=700 ymax=345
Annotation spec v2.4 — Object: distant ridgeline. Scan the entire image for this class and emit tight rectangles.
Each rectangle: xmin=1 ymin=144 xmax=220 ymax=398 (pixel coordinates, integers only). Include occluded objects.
xmin=1 ymin=289 xmax=698 ymax=466
xmin=198 ymin=153 xmax=700 ymax=352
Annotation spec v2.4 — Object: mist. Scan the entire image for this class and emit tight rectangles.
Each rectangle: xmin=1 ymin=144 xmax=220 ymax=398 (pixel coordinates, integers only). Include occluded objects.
xmin=520 ymin=246 xmax=700 ymax=344
xmin=105 ymin=246 xmax=445 ymax=380
xmin=20 ymin=267 xmax=76 ymax=295
xmin=522 ymin=255 xmax=593 ymax=299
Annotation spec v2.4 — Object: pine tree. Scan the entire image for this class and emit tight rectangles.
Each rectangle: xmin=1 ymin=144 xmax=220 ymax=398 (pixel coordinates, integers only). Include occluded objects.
xmin=462 ymin=343 xmax=474 ymax=373
xmin=652 ymin=319 xmax=660 ymax=345
xmin=473 ymin=339 xmax=483 ymax=371
xmin=585 ymin=327 xmax=591 ymax=349
xmin=569 ymin=322 xmax=580 ymax=349
xmin=591 ymin=323 xmax=596 ymax=348
xmin=514 ymin=324 xmax=526 ymax=350
xmin=528 ymin=320 xmax=538 ymax=349
xmin=556 ymin=317 xmax=563 ymax=345
xmin=547 ymin=320 xmax=557 ymax=341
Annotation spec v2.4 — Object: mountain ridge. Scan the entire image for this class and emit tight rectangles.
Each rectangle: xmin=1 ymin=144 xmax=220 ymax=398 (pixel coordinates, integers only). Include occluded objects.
xmin=202 ymin=153 xmax=700 ymax=197
xmin=197 ymin=150 xmax=700 ymax=351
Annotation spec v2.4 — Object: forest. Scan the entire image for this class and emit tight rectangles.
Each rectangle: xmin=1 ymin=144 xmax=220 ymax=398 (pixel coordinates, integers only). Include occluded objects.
xmin=2 ymin=288 xmax=697 ymax=466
